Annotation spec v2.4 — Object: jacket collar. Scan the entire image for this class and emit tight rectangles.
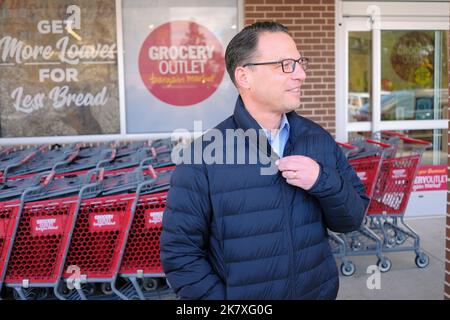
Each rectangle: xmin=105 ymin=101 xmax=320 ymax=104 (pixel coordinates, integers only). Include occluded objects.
xmin=233 ymin=95 xmax=307 ymax=140
xmin=233 ymin=95 xmax=263 ymax=132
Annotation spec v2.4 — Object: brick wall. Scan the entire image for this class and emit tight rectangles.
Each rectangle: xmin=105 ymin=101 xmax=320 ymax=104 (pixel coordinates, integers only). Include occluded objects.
xmin=244 ymin=0 xmax=336 ymax=136
xmin=446 ymin=27 xmax=450 ymax=300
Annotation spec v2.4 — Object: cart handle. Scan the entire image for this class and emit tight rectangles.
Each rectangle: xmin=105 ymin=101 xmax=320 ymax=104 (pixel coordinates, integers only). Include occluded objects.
xmin=151 ymin=147 xmax=157 ymax=158
xmin=98 ymin=168 xmax=105 ymax=183
xmin=336 ymin=141 xmax=356 ymax=149
xmin=365 ymin=139 xmax=391 ymax=148
xmin=43 ymin=171 xmax=56 ymax=186
xmin=378 ymin=131 xmax=430 ymax=145
xmin=148 ymin=165 xmax=158 ymax=180
xmin=380 ymin=130 xmax=406 ymax=137
xmin=109 ymin=149 xmax=117 ymax=161
xmin=38 ymin=145 xmax=49 ymax=152
xmin=398 ymin=136 xmax=431 ymax=145
xmin=66 ymin=149 xmax=80 ymax=163
xmin=20 ymin=151 xmax=37 ymax=164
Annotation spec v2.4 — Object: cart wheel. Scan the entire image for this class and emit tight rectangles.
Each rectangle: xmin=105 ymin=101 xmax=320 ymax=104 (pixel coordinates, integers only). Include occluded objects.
xmin=13 ymin=288 xmax=37 ymax=300
xmin=340 ymin=262 xmax=356 ymax=276
xmin=395 ymin=232 xmax=407 ymax=245
xmin=36 ymin=288 xmax=50 ymax=300
xmin=350 ymin=240 xmax=362 ymax=251
xmin=384 ymin=236 xmax=396 ymax=248
xmin=377 ymin=258 xmax=392 ymax=273
xmin=81 ymin=283 xmax=95 ymax=296
xmin=100 ymin=283 xmax=113 ymax=295
xmin=60 ymin=286 xmax=74 ymax=299
xmin=415 ymin=254 xmax=429 ymax=268
xmin=12 ymin=289 xmax=21 ymax=300
xmin=143 ymin=278 xmax=160 ymax=291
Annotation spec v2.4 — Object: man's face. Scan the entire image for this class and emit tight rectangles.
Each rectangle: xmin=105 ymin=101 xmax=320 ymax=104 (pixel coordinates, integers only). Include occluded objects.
xmin=245 ymin=32 xmax=306 ymax=114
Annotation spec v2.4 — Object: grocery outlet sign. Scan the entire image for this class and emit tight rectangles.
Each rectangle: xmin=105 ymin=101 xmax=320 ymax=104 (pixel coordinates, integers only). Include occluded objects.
xmin=122 ymin=1 xmax=238 ymax=134
xmin=412 ymin=165 xmax=447 ymax=192
xmin=138 ymin=21 xmax=225 ymax=106
xmin=406 ymin=164 xmax=447 ymax=217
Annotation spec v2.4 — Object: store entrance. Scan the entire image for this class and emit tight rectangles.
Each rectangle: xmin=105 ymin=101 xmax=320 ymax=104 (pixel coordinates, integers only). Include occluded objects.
xmin=336 ymin=1 xmax=449 ymax=216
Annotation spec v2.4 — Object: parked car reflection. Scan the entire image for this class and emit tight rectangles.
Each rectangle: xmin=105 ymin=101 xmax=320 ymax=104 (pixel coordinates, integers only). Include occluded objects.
xmin=349 ymin=89 xmax=446 ymax=122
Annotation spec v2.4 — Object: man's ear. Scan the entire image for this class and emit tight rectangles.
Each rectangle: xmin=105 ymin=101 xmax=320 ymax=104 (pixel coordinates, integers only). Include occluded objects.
xmin=234 ymin=66 xmax=251 ymax=90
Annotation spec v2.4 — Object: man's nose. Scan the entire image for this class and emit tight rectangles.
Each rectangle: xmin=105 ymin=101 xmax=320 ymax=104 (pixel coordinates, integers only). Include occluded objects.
xmin=292 ymin=62 xmax=307 ymax=81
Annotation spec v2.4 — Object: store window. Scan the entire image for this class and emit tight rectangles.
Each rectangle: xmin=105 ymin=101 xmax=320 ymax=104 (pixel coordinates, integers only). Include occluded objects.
xmin=121 ymin=0 xmax=239 ymax=134
xmin=380 ymin=31 xmax=448 ymax=122
xmin=348 ymin=31 xmax=371 ymax=123
xmin=0 ymin=0 xmax=240 ymax=141
xmin=0 ymin=0 xmax=120 ymax=137
xmin=348 ymin=30 xmax=448 ymax=123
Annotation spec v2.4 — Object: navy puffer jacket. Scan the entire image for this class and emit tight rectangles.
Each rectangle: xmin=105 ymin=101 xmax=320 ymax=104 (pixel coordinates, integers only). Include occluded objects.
xmin=160 ymin=97 xmax=369 ymax=300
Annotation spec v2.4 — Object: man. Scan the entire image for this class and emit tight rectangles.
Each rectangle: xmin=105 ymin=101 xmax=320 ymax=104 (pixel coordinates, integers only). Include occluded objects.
xmin=160 ymin=21 xmax=369 ymax=300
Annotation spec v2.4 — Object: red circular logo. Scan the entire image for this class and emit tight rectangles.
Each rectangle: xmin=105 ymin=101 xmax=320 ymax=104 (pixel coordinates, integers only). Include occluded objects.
xmin=138 ymin=21 xmax=225 ymax=106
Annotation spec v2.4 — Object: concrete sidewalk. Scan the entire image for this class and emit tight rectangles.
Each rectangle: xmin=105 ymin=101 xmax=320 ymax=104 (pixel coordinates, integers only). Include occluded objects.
xmin=336 ymin=216 xmax=446 ymax=300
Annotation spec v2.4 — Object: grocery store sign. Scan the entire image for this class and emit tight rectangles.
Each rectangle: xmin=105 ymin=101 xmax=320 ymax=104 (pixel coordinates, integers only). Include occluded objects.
xmin=145 ymin=211 xmax=163 ymax=228
xmin=89 ymin=213 xmax=121 ymax=232
xmin=0 ymin=5 xmax=116 ymax=114
xmin=31 ymin=216 xmax=64 ymax=236
xmin=138 ymin=21 xmax=225 ymax=106
xmin=412 ymin=165 xmax=447 ymax=192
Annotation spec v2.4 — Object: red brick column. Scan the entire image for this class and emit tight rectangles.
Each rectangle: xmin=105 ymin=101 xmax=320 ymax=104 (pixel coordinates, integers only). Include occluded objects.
xmin=446 ymin=27 xmax=450 ymax=300
xmin=244 ymin=0 xmax=336 ymax=136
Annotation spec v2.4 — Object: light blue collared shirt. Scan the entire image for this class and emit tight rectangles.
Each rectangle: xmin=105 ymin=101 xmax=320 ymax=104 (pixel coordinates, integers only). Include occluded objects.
xmin=262 ymin=113 xmax=290 ymax=157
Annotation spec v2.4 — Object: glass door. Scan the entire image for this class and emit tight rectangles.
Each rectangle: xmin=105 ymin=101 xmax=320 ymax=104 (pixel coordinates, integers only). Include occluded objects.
xmin=338 ymin=3 xmax=449 ymax=165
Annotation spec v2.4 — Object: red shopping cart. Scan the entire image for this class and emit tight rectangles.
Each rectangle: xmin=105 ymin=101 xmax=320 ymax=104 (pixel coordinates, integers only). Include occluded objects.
xmin=366 ymin=132 xmax=431 ymax=269
xmin=53 ymin=166 xmax=172 ymax=300
xmin=111 ymin=169 xmax=173 ymax=300
xmin=2 ymin=170 xmax=103 ymax=300
xmin=330 ymin=140 xmax=393 ymax=276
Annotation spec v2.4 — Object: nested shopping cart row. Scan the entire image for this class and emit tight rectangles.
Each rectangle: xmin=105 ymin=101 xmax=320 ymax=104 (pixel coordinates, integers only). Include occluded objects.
xmin=1 ymin=138 xmax=176 ymax=182
xmin=0 ymin=139 xmax=177 ymax=300
xmin=0 ymin=164 xmax=174 ymax=300
xmin=330 ymin=131 xmax=431 ymax=276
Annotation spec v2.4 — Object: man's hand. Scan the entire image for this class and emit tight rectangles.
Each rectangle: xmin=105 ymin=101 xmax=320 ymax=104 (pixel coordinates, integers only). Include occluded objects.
xmin=276 ymin=155 xmax=320 ymax=190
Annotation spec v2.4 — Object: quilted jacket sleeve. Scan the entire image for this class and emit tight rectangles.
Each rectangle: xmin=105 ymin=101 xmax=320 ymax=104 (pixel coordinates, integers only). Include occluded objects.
xmin=307 ymin=140 xmax=370 ymax=233
xmin=160 ymin=163 xmax=226 ymax=300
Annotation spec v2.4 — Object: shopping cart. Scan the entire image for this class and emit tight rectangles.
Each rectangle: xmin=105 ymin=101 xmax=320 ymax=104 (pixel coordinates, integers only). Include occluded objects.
xmin=149 ymin=138 xmax=177 ymax=154
xmin=0 ymin=146 xmax=46 ymax=183
xmin=366 ymin=132 xmax=432 ymax=269
xmin=113 ymin=140 xmax=149 ymax=157
xmin=76 ymin=143 xmax=113 ymax=158
xmin=53 ymin=166 xmax=172 ymax=300
xmin=0 ymin=172 xmax=48 ymax=202
xmin=0 ymin=146 xmax=14 ymax=156
xmin=331 ymin=140 xmax=394 ymax=276
xmin=97 ymin=148 xmax=154 ymax=172
xmin=52 ymin=147 xmax=116 ymax=175
xmin=4 ymin=144 xmax=79 ymax=180
xmin=0 ymin=199 xmax=22 ymax=299
xmin=111 ymin=169 xmax=173 ymax=300
xmin=141 ymin=148 xmax=175 ymax=170
xmin=1 ymin=171 xmax=70 ymax=299
xmin=2 ymin=169 xmax=103 ymax=300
